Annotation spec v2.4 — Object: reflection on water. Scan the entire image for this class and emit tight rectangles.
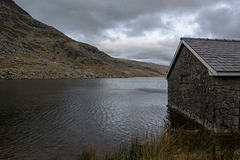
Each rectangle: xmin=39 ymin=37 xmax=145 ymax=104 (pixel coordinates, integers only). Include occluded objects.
xmin=0 ymin=77 xmax=168 ymax=159
xmin=166 ymin=108 xmax=203 ymax=130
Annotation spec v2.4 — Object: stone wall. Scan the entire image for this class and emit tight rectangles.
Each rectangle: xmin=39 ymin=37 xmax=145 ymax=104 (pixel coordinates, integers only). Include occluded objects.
xmin=167 ymin=45 xmax=240 ymax=133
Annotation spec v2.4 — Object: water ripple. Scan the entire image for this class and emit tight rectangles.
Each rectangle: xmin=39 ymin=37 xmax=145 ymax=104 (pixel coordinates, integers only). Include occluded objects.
xmin=0 ymin=77 xmax=167 ymax=159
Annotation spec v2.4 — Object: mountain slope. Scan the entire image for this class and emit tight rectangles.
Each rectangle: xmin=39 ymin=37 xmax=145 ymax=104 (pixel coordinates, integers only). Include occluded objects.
xmin=119 ymin=59 xmax=169 ymax=73
xmin=0 ymin=0 xmax=166 ymax=79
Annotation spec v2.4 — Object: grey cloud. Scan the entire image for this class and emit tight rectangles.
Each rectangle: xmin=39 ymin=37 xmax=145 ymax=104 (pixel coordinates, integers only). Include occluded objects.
xmin=122 ymin=14 xmax=166 ymax=37
xmin=130 ymin=51 xmax=172 ymax=62
xmin=195 ymin=1 xmax=240 ymax=39
xmin=122 ymin=50 xmax=173 ymax=65
xmin=105 ymin=47 xmax=173 ymax=64
xmin=16 ymin=0 xmax=166 ymax=37
xmin=16 ymin=0 xmax=222 ymax=38
xmin=102 ymin=40 xmax=177 ymax=65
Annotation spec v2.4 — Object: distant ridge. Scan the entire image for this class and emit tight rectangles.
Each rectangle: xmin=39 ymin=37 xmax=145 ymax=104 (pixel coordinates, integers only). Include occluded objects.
xmin=119 ymin=59 xmax=169 ymax=73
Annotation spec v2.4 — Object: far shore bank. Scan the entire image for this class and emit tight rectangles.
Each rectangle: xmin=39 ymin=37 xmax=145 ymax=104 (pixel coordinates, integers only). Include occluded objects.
xmin=0 ymin=68 xmax=166 ymax=80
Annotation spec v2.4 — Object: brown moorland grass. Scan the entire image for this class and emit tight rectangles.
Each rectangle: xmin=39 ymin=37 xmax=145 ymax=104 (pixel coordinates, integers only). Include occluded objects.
xmin=79 ymin=128 xmax=240 ymax=160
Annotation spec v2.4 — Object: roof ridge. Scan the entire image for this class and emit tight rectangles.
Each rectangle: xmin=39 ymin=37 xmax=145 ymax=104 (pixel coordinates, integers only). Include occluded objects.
xmin=180 ymin=37 xmax=240 ymax=42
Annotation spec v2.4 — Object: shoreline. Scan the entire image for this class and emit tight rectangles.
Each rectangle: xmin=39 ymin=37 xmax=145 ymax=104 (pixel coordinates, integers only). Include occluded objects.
xmin=0 ymin=68 xmax=166 ymax=80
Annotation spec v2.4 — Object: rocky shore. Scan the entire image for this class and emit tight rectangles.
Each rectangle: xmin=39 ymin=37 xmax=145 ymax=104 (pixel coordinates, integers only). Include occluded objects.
xmin=0 ymin=68 xmax=130 ymax=80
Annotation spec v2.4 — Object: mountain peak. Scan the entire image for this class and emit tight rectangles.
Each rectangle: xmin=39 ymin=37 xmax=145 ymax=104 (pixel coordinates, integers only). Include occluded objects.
xmin=1 ymin=0 xmax=31 ymax=16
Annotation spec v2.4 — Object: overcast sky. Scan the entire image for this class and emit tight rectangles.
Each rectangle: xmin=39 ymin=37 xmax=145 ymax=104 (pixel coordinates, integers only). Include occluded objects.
xmin=15 ymin=0 xmax=240 ymax=65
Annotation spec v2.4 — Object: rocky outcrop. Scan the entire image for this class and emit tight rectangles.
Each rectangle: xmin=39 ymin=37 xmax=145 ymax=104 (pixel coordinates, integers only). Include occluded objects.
xmin=0 ymin=0 xmax=166 ymax=80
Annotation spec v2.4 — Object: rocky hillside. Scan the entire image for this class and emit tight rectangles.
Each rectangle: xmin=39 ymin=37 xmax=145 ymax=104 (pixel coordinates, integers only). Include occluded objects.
xmin=0 ymin=0 xmax=166 ymax=80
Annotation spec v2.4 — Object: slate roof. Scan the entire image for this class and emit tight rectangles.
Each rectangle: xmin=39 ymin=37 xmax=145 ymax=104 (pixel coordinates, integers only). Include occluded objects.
xmin=166 ymin=38 xmax=240 ymax=78
xmin=182 ymin=38 xmax=240 ymax=72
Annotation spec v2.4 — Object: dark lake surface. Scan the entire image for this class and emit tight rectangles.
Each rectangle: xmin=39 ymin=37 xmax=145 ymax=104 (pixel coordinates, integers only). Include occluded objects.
xmin=0 ymin=77 xmax=168 ymax=160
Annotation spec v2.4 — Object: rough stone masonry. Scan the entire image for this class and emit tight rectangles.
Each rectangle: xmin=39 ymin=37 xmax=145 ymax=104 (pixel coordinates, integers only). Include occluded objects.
xmin=167 ymin=45 xmax=240 ymax=133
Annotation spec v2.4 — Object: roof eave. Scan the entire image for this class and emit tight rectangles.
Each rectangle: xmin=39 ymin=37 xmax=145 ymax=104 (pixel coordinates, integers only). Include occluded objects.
xmin=165 ymin=40 xmax=184 ymax=79
xmin=166 ymin=38 xmax=240 ymax=79
xmin=166 ymin=39 xmax=218 ymax=79
xmin=212 ymin=71 xmax=240 ymax=76
xmin=182 ymin=40 xmax=218 ymax=76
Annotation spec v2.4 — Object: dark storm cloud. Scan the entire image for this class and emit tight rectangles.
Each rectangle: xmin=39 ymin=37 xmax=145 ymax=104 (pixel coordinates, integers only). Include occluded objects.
xmin=16 ymin=0 xmax=218 ymax=37
xmin=122 ymin=14 xmax=166 ymax=37
xmin=195 ymin=2 xmax=240 ymax=39
xmin=15 ymin=0 xmax=240 ymax=65
xmin=17 ymin=0 xmax=167 ymax=36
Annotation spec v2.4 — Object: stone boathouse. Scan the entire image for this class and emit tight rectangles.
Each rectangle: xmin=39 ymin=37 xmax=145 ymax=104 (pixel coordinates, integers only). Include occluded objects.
xmin=166 ymin=38 xmax=240 ymax=133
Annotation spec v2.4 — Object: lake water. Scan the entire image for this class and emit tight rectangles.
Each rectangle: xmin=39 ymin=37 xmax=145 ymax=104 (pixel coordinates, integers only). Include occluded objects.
xmin=0 ymin=77 xmax=168 ymax=160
